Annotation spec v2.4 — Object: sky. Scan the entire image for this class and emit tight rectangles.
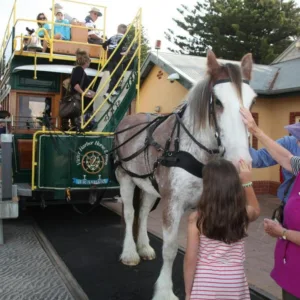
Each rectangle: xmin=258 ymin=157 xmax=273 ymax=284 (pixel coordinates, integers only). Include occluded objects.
xmin=0 ymin=0 xmax=197 ymax=52
xmin=1 ymin=0 xmax=300 ymax=53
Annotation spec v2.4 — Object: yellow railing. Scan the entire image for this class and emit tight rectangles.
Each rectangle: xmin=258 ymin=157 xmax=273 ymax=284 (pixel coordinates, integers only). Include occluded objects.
xmin=0 ymin=0 xmax=107 ymax=68
xmin=31 ymin=129 xmax=114 ymax=190
xmin=81 ymin=8 xmax=142 ymax=129
xmin=0 ymin=0 xmax=17 ymax=65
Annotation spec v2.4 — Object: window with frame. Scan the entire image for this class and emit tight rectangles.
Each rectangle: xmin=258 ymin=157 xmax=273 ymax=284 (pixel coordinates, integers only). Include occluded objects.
xmin=18 ymin=95 xmax=52 ymax=129
xmin=290 ymin=112 xmax=300 ymax=124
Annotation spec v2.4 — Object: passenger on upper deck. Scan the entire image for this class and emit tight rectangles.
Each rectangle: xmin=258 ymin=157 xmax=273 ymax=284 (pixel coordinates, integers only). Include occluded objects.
xmin=85 ymin=7 xmax=103 ymax=45
xmin=36 ymin=13 xmax=52 ymax=52
xmin=54 ymin=9 xmax=71 ymax=40
xmin=37 ymin=13 xmax=51 ymax=42
xmin=50 ymin=3 xmax=73 ymax=23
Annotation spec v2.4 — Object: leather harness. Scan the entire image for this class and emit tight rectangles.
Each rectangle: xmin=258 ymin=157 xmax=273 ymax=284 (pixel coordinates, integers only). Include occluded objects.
xmin=113 ymin=79 xmax=249 ymax=202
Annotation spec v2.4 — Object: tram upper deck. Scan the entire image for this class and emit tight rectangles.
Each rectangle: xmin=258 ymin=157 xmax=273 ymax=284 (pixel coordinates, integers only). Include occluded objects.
xmin=0 ymin=0 xmax=107 ymax=68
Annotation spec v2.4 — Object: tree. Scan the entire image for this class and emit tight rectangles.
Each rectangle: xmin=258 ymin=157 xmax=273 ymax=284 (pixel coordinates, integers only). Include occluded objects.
xmin=165 ymin=0 xmax=300 ymax=64
xmin=125 ymin=25 xmax=150 ymax=65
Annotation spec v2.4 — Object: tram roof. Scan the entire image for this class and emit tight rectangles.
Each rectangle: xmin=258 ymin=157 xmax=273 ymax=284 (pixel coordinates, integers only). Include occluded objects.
xmin=12 ymin=64 xmax=101 ymax=77
xmin=141 ymin=51 xmax=300 ymax=96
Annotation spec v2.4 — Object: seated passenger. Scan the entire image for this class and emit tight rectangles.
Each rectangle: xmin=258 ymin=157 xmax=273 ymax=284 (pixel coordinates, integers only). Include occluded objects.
xmin=54 ymin=9 xmax=71 ymax=40
xmin=36 ymin=13 xmax=51 ymax=52
xmin=23 ymin=27 xmax=35 ymax=51
xmin=85 ymin=7 xmax=103 ymax=45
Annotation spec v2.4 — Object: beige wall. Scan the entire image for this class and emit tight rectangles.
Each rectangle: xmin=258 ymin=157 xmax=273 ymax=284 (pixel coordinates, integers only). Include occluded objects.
xmin=243 ymin=95 xmax=300 ymax=182
xmin=251 ymin=98 xmax=275 ymax=181
xmin=139 ymin=66 xmax=300 ymax=183
xmin=138 ymin=66 xmax=188 ymax=114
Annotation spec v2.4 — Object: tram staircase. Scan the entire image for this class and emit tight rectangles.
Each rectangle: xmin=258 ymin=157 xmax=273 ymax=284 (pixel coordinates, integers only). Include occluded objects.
xmin=81 ymin=10 xmax=141 ymax=133
xmin=92 ymin=67 xmax=137 ymax=132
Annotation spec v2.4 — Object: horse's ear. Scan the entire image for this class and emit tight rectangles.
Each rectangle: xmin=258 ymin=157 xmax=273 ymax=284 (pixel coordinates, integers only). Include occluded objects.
xmin=241 ymin=53 xmax=253 ymax=81
xmin=207 ymin=50 xmax=220 ymax=76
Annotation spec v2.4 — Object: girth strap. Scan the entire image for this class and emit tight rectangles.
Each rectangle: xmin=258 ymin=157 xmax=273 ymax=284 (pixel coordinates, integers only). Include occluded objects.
xmin=159 ymin=150 xmax=204 ymax=178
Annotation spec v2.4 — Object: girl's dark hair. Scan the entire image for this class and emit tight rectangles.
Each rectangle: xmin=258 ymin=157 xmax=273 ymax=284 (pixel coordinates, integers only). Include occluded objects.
xmin=37 ymin=13 xmax=47 ymax=27
xmin=197 ymin=158 xmax=249 ymax=244
xmin=75 ymin=49 xmax=90 ymax=66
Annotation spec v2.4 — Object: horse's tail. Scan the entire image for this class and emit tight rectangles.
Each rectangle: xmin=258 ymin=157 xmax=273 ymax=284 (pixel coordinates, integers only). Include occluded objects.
xmin=132 ymin=186 xmax=142 ymax=242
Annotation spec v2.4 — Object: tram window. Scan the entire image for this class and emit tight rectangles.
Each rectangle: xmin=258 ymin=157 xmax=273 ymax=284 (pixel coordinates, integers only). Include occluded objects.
xmin=18 ymin=95 xmax=52 ymax=129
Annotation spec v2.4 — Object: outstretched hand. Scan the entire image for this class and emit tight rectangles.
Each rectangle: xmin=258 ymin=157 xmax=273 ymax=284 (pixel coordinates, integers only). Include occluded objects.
xmin=240 ymin=107 xmax=258 ymax=135
xmin=264 ymin=218 xmax=284 ymax=238
xmin=239 ymin=159 xmax=252 ymax=184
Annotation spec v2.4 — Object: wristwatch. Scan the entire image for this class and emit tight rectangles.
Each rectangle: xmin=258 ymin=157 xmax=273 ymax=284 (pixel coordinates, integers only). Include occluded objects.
xmin=282 ymin=229 xmax=287 ymax=240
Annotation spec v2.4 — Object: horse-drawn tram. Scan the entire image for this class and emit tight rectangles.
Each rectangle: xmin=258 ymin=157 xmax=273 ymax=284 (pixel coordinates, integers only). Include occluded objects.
xmin=0 ymin=0 xmax=142 ymax=208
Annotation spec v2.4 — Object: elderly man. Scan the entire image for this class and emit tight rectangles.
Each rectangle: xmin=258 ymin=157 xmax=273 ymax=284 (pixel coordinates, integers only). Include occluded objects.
xmin=85 ymin=7 xmax=103 ymax=45
xmin=250 ymin=122 xmax=300 ymax=203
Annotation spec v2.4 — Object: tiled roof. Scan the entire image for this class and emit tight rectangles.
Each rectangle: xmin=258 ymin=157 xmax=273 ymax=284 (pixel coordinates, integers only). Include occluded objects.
xmin=142 ymin=51 xmax=300 ymax=95
xmin=271 ymin=38 xmax=300 ymax=64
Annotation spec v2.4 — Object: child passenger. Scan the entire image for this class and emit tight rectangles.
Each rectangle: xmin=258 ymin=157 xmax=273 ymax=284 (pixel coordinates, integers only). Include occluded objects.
xmin=184 ymin=158 xmax=260 ymax=300
xmin=54 ymin=9 xmax=71 ymax=41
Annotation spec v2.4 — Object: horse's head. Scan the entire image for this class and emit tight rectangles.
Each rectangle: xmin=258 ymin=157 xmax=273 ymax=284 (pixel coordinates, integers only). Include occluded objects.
xmin=188 ymin=50 xmax=255 ymax=168
xmin=207 ymin=50 xmax=255 ymax=167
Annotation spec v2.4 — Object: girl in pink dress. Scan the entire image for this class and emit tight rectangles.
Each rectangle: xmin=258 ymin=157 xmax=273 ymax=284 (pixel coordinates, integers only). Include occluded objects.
xmin=184 ymin=158 xmax=260 ymax=300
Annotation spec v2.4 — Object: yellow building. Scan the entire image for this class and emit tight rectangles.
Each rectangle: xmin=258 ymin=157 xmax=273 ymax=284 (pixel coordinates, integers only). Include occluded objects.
xmin=138 ymin=49 xmax=300 ymax=195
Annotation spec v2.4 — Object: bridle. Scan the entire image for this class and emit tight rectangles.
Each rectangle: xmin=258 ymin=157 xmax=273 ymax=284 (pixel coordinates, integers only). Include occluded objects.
xmin=205 ymin=78 xmax=250 ymax=157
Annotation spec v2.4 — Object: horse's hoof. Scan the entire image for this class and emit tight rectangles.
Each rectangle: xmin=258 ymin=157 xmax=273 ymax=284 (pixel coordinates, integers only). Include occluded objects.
xmin=138 ymin=245 xmax=156 ymax=261
xmin=121 ymin=260 xmax=139 ymax=266
xmin=120 ymin=252 xmax=140 ymax=266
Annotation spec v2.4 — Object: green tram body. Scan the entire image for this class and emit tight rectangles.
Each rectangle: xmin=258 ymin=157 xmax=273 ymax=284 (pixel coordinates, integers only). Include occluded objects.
xmin=0 ymin=2 xmax=142 ymax=206
xmin=10 ymin=58 xmax=139 ymax=205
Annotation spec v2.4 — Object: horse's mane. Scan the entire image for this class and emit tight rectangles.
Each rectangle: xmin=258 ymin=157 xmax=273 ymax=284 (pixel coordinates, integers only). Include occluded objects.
xmin=176 ymin=63 xmax=243 ymax=130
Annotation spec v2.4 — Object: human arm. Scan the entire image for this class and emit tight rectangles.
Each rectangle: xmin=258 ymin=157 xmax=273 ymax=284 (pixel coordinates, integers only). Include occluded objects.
xmin=239 ymin=160 xmax=260 ymax=222
xmin=240 ymin=107 xmax=293 ymax=173
xmin=88 ymin=32 xmax=102 ymax=40
xmin=184 ymin=211 xmax=199 ymax=300
xmin=102 ymin=38 xmax=110 ymax=51
xmin=264 ymin=219 xmax=300 ymax=246
xmin=250 ymin=147 xmax=278 ymax=168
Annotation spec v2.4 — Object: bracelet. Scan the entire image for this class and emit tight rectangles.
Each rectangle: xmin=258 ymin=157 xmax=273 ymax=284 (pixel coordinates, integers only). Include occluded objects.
xmin=242 ymin=182 xmax=253 ymax=188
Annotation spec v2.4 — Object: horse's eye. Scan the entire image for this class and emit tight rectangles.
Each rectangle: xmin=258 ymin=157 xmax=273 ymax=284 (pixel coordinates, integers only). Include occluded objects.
xmin=215 ymin=99 xmax=223 ymax=107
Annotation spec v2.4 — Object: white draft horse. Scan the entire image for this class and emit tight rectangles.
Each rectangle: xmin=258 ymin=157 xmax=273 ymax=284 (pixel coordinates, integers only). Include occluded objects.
xmin=114 ymin=50 xmax=256 ymax=300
